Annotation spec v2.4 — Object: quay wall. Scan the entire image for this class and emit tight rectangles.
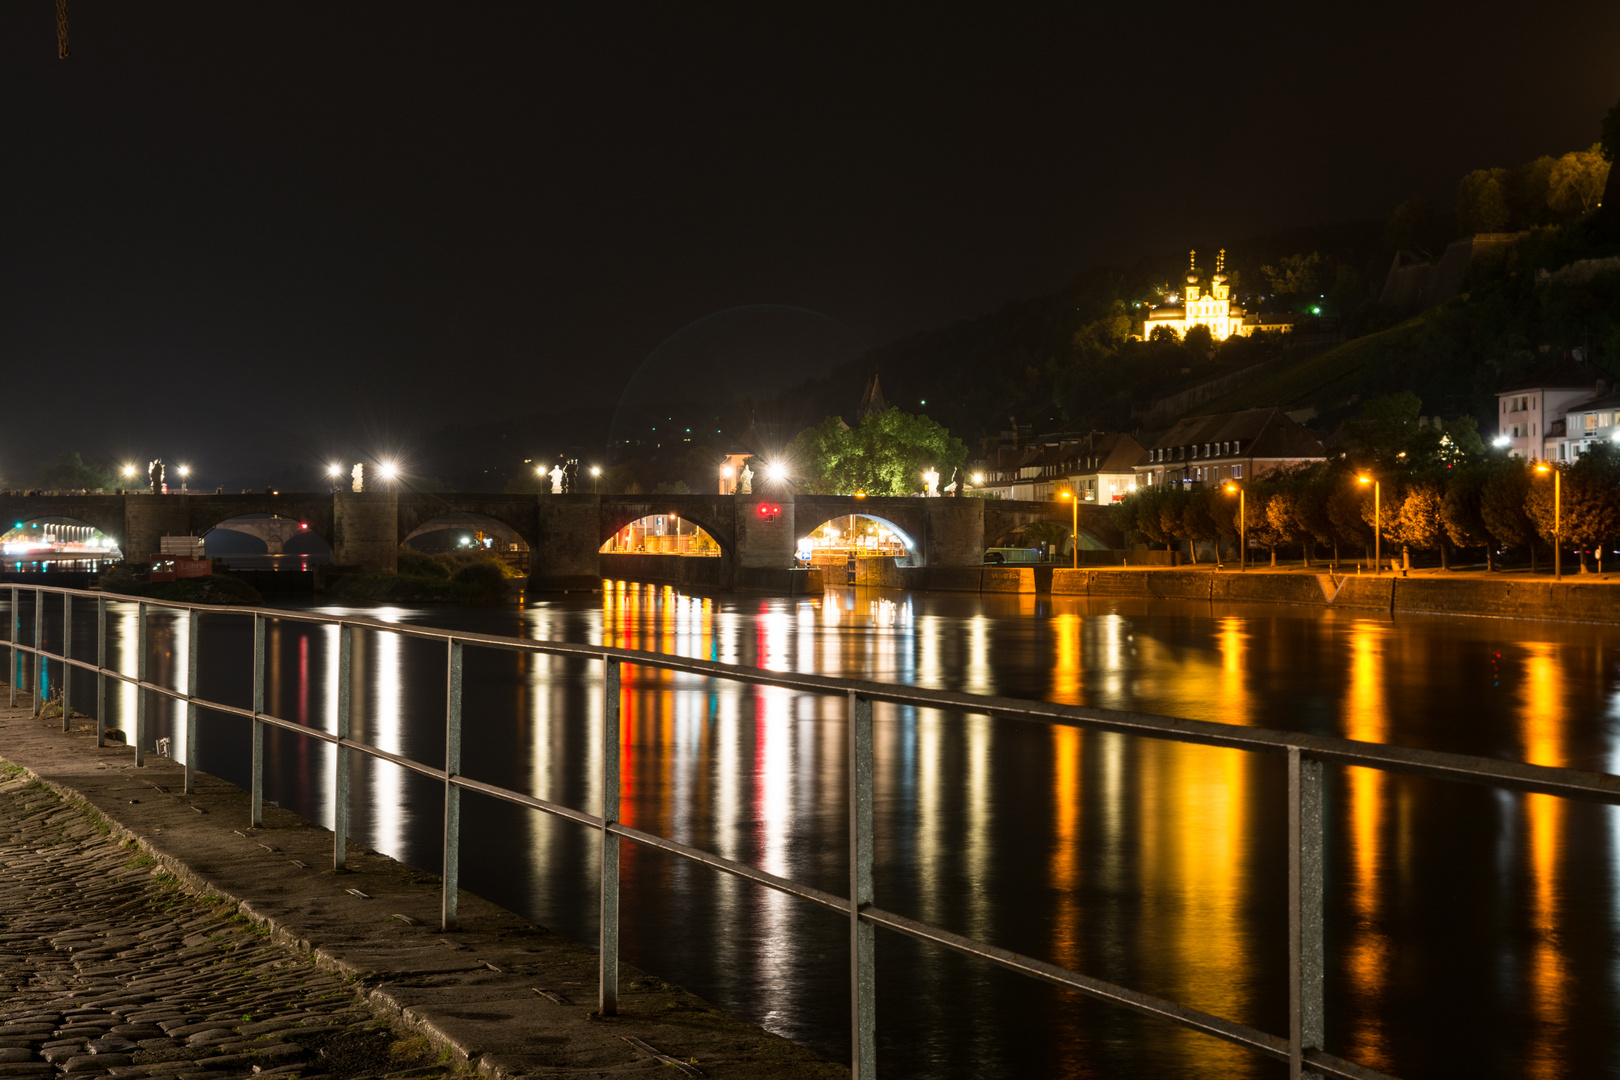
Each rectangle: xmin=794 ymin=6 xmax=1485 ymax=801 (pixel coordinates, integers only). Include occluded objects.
xmin=1047 ymin=568 xmax=1620 ymax=624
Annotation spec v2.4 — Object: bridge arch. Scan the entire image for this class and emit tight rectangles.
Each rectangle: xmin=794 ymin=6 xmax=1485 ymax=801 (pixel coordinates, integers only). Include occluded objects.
xmin=403 ymin=512 xmax=530 ymax=557
xmin=0 ymin=516 xmax=123 ymax=564
xmin=203 ymin=513 xmax=332 ymax=559
xmin=600 ymin=514 xmax=721 ymax=556
xmin=599 ymin=499 xmax=735 ymax=558
xmin=796 ymin=511 xmax=919 ymax=563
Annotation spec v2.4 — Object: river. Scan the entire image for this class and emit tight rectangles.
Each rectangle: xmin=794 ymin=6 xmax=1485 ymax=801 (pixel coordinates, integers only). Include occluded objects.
xmin=21 ymin=582 xmax=1620 ymax=1079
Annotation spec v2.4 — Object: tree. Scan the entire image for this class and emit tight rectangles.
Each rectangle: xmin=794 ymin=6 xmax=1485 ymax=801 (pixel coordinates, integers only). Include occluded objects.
xmin=1260 ymin=252 xmax=1334 ymax=299
xmin=1327 ymin=482 xmax=1374 ymax=558
xmin=1384 ymin=198 xmax=1440 ymax=256
xmin=34 ymin=452 xmax=112 ymax=492
xmin=1394 ymin=481 xmax=1447 ymax=568
xmin=1292 ymin=467 xmax=1342 ymax=564
xmin=1159 ymin=489 xmax=1191 ymax=560
xmin=1149 ymin=324 xmax=1180 ymax=343
xmin=1457 ymin=168 xmax=1510 ymax=234
xmin=1344 ymin=392 xmax=1423 ymax=466
xmin=789 ymin=407 xmax=967 ymax=496
xmin=1547 ymin=144 xmax=1611 ymax=217
xmin=1480 ymin=457 xmax=1537 ymax=569
xmin=1442 ymin=466 xmax=1494 ymax=568
xmin=1604 ymin=97 xmax=1620 ymax=162
xmin=1508 ymin=156 xmax=1558 ymax=229
xmin=1527 ymin=448 xmax=1620 ymax=573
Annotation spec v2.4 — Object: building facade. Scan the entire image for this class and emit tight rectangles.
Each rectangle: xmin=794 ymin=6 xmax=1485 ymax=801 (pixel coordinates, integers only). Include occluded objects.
xmin=1134 ymin=408 xmax=1326 ymax=489
xmin=1494 ymin=360 xmax=1609 ymax=461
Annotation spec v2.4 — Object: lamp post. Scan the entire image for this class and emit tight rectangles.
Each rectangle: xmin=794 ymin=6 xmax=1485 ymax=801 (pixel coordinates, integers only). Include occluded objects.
xmin=1060 ymin=490 xmax=1077 ymax=568
xmin=178 ymin=465 xmax=190 ymax=494
xmin=1224 ymin=482 xmax=1245 ymax=571
xmin=923 ymin=468 xmax=939 ymax=497
xmin=720 ymin=464 xmax=733 ymax=495
xmin=1357 ymin=475 xmax=1380 ymax=574
xmin=1536 ymin=462 xmax=1562 ymax=580
xmin=590 ymin=465 xmax=601 ymax=494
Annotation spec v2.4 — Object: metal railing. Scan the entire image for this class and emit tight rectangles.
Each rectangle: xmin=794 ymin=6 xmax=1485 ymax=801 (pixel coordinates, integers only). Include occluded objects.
xmin=5 ymin=583 xmax=1620 ymax=1080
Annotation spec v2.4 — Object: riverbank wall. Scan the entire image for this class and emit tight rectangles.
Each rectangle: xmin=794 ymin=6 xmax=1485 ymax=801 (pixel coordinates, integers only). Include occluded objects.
xmin=1042 ymin=567 xmax=1620 ymax=623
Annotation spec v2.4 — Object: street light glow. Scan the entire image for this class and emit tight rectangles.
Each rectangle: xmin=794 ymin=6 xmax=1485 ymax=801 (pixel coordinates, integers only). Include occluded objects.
xmin=378 ymin=461 xmax=399 ymax=481
xmin=178 ymin=466 xmax=190 ymax=478
xmin=765 ymin=462 xmax=787 ymax=482
xmin=122 ymin=465 xmax=135 ymax=478
xmin=326 ymin=464 xmax=342 ymax=478
xmin=971 ymin=473 xmax=984 ymax=485
xmin=590 ymin=466 xmax=601 ymax=477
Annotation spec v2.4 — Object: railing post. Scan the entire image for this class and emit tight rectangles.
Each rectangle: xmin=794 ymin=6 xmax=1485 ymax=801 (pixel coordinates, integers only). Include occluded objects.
xmin=183 ymin=609 xmax=200 ymax=794
xmin=31 ymin=588 xmax=43 ymax=717
xmin=599 ymin=655 xmax=621 ymax=1016
xmin=134 ymin=602 xmax=148 ymax=767
xmin=95 ymin=595 xmax=106 ymax=747
xmin=333 ymin=623 xmax=352 ymax=870
xmin=60 ymin=592 xmax=72 ymax=732
xmin=849 ymin=690 xmax=876 ymax=1079
xmin=250 ymin=613 xmax=265 ymax=827
xmin=442 ymin=638 xmax=463 ymax=931
xmin=1288 ymin=747 xmax=1325 ymax=1080
xmin=8 ymin=585 xmax=17 ymax=708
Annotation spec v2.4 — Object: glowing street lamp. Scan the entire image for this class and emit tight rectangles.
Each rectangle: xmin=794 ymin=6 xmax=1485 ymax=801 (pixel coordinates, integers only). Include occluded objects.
xmin=765 ymin=462 xmax=787 ymax=484
xmin=1224 ymin=482 xmax=1245 ymax=571
xmin=922 ymin=468 xmax=939 ymax=496
xmin=378 ymin=461 xmax=399 ymax=483
xmin=1357 ymin=475 xmax=1380 ymax=574
xmin=1059 ymin=490 xmax=1078 ymax=568
xmin=178 ymin=465 xmax=191 ymax=494
xmin=590 ymin=465 xmax=602 ymax=493
xmin=1536 ymin=462 xmax=1562 ymax=580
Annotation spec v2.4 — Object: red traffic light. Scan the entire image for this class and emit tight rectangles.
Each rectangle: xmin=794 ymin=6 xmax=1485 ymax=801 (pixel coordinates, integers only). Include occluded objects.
xmin=299 ymin=522 xmax=308 ymax=529
xmin=757 ymin=503 xmax=781 ymax=522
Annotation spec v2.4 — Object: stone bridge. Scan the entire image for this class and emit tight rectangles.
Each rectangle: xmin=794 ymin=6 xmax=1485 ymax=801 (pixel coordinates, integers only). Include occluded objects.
xmin=0 ymin=491 xmax=1120 ymax=590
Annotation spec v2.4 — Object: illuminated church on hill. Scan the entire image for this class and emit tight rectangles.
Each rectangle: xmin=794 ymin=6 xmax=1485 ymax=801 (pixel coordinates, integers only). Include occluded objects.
xmin=1142 ymin=249 xmax=1295 ymax=341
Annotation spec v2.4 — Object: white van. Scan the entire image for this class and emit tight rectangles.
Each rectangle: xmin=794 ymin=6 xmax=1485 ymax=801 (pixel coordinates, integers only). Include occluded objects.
xmin=983 ymin=547 xmax=1042 ymax=565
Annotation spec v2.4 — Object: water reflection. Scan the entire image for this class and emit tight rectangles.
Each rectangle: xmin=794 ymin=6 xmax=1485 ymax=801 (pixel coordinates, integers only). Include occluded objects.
xmin=69 ymin=584 xmax=1620 ymax=1079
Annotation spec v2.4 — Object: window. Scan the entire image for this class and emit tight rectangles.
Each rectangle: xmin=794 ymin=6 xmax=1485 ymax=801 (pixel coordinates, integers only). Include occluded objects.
xmin=1586 ymin=414 xmax=1599 ymax=432
xmin=1233 ymin=440 xmax=1241 ymax=454
xmin=1233 ymin=464 xmax=1242 ymax=478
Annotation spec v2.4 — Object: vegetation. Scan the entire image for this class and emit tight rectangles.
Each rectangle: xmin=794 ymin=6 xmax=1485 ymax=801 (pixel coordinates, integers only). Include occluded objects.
xmin=329 ymin=549 xmax=520 ymax=603
xmin=1116 ymin=393 xmax=1620 ymax=572
xmin=98 ymin=565 xmax=264 ymax=605
xmin=789 ymin=407 xmax=968 ymax=495
xmin=34 ymin=451 xmax=116 ymax=492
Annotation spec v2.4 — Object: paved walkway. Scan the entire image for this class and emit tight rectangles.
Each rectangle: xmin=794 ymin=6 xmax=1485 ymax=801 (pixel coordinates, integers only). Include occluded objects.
xmin=0 ymin=703 xmax=842 ymax=1080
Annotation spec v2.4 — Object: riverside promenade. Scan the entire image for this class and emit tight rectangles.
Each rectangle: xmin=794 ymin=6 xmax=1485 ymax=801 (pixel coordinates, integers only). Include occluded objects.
xmin=0 ymin=702 xmax=841 ymax=1080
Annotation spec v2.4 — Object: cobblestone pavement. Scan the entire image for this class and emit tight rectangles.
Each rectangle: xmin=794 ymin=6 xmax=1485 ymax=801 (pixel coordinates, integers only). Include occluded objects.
xmin=0 ymin=769 xmax=447 ymax=1080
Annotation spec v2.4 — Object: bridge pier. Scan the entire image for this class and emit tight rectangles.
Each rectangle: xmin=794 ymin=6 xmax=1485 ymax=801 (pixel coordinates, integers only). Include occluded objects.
xmin=529 ymin=495 xmax=604 ymax=592
xmin=333 ymin=492 xmax=399 ymax=573
xmin=124 ymin=496 xmax=192 ymax=565
xmin=925 ymin=497 xmax=986 ymax=567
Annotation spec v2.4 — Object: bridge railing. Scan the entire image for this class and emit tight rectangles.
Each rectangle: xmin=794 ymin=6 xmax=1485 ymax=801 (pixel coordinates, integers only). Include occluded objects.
xmin=6 ymin=583 xmax=1620 ymax=1080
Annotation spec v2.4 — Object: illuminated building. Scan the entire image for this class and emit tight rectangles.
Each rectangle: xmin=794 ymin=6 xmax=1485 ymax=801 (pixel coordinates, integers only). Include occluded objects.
xmin=1142 ymin=249 xmax=1296 ymax=341
xmin=972 ymin=432 xmax=1146 ymax=502
xmin=1135 ymin=407 xmax=1325 ymax=488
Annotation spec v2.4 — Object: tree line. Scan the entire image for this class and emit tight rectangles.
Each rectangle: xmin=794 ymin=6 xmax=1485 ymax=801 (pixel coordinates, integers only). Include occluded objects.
xmin=1113 ymin=448 xmax=1620 ymax=574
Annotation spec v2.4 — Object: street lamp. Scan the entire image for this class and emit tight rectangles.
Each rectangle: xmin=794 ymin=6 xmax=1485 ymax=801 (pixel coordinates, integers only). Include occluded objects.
xmin=178 ymin=465 xmax=191 ymax=494
xmin=1224 ymin=482 xmax=1245 ymax=571
xmin=1357 ymin=475 xmax=1380 ymax=574
xmin=1536 ymin=462 xmax=1562 ymax=580
xmin=590 ymin=465 xmax=601 ymax=493
xmin=765 ymin=462 xmax=787 ymax=484
xmin=923 ymin=468 xmax=939 ymax=496
xmin=1059 ymin=490 xmax=1078 ymax=568
xmin=378 ymin=461 xmax=399 ymax=483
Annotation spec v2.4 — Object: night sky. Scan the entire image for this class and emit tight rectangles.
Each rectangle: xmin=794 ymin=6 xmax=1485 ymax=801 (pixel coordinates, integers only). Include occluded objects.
xmin=4 ymin=3 xmax=1618 ymax=487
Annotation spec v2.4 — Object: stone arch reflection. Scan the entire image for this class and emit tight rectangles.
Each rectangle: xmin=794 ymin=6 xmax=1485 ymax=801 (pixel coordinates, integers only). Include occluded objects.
xmin=0 ymin=516 xmax=122 ymax=568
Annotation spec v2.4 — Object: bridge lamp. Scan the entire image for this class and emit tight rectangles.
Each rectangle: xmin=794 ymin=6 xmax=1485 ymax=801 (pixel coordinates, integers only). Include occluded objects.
xmin=121 ymin=465 xmax=135 ymax=479
xmin=922 ymin=468 xmax=939 ymax=496
xmin=590 ymin=465 xmax=601 ymax=493
xmin=326 ymin=464 xmax=342 ymax=478
xmin=765 ymin=461 xmax=787 ymax=483
xmin=378 ymin=461 xmax=399 ymax=482
xmin=971 ymin=472 xmax=984 ymax=485
xmin=177 ymin=465 xmax=191 ymax=493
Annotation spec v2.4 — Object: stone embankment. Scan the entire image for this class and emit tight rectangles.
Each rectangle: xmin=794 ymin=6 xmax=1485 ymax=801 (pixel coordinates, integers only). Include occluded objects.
xmin=0 ymin=704 xmax=842 ymax=1080
xmin=867 ymin=563 xmax=1620 ymax=623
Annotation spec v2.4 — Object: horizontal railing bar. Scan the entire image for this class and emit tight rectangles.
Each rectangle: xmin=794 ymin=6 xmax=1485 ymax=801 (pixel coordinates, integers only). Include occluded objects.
xmin=9 ymin=592 xmax=1620 ymax=804
xmin=609 ymin=823 xmax=849 ymax=915
xmin=450 ymin=775 xmax=603 ymax=830
xmin=1302 ymin=1049 xmax=1401 ymax=1080
xmin=859 ymin=904 xmax=1289 ymax=1061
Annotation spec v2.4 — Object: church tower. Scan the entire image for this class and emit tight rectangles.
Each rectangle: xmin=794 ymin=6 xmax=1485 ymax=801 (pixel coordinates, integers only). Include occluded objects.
xmin=1211 ymin=249 xmax=1230 ymax=301
xmin=1184 ymin=250 xmax=1201 ymax=302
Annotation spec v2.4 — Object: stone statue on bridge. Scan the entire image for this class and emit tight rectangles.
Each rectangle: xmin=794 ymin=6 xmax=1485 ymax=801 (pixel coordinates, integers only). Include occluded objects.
xmin=563 ymin=459 xmax=579 ymax=494
xmin=148 ymin=459 xmax=164 ymax=496
xmin=351 ymin=463 xmax=364 ymax=493
xmin=548 ymin=464 xmax=565 ymax=495
xmin=738 ymin=463 xmax=752 ymax=494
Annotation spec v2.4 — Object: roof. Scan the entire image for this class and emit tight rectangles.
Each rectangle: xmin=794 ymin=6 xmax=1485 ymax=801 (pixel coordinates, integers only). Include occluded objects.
xmin=1146 ymin=407 xmax=1326 ymax=461
xmin=1146 ymin=304 xmax=1185 ymax=319
xmin=1499 ymin=359 xmax=1612 ymax=394
xmin=856 ymin=373 xmax=888 ymax=422
xmin=1561 ymin=389 xmax=1620 ymax=413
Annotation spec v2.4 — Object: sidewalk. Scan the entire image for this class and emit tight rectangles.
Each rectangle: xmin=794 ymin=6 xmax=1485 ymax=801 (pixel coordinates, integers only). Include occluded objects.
xmin=0 ymin=703 xmax=843 ymax=1079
